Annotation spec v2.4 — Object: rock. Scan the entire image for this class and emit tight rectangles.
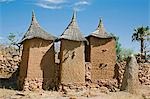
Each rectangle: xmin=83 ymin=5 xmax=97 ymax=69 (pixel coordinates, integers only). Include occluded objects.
xmin=15 ymin=91 xmax=25 ymax=96
xmin=85 ymin=62 xmax=92 ymax=82
xmin=142 ymin=93 xmax=150 ymax=99
xmin=0 ymin=55 xmax=3 ymax=60
xmin=69 ymin=96 xmax=77 ymax=99
xmin=10 ymin=95 xmax=22 ymax=99
xmin=90 ymin=83 xmax=99 ymax=89
xmin=120 ymin=55 xmax=139 ymax=94
xmin=99 ymin=87 xmax=109 ymax=94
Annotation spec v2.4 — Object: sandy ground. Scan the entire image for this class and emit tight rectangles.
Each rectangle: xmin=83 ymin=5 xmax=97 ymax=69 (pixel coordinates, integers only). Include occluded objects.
xmin=0 ymin=85 xmax=149 ymax=99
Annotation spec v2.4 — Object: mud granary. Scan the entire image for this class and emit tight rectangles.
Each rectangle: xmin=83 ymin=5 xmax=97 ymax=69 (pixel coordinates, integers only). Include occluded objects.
xmin=18 ymin=11 xmax=116 ymax=90
xmin=85 ymin=19 xmax=116 ymax=82
xmin=18 ymin=11 xmax=56 ymax=90
xmin=58 ymin=12 xmax=87 ymax=85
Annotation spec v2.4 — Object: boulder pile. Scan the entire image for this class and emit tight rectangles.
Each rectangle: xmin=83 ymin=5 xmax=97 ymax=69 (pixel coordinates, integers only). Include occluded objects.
xmin=23 ymin=78 xmax=43 ymax=91
xmin=0 ymin=46 xmax=20 ymax=78
xmin=85 ymin=62 xmax=92 ymax=82
xmin=138 ymin=63 xmax=150 ymax=85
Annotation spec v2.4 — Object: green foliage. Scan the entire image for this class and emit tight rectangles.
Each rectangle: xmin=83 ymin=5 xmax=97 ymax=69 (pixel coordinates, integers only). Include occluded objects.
xmin=118 ymin=48 xmax=134 ymax=61
xmin=114 ymin=36 xmax=122 ymax=57
xmin=8 ymin=33 xmax=17 ymax=46
xmin=110 ymin=33 xmax=134 ymax=61
xmin=110 ymin=33 xmax=122 ymax=60
xmin=132 ymin=26 xmax=149 ymax=41
xmin=7 ymin=33 xmax=21 ymax=52
xmin=132 ymin=26 xmax=150 ymax=55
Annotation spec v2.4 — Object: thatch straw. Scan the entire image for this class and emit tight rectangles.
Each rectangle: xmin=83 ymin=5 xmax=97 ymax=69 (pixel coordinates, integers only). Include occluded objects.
xmin=20 ymin=11 xmax=56 ymax=44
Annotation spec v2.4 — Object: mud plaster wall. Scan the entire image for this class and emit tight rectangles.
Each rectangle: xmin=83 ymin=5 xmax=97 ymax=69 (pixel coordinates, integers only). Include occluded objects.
xmin=88 ymin=37 xmax=116 ymax=81
xmin=59 ymin=39 xmax=85 ymax=84
xmin=18 ymin=38 xmax=55 ymax=90
xmin=18 ymin=40 xmax=30 ymax=90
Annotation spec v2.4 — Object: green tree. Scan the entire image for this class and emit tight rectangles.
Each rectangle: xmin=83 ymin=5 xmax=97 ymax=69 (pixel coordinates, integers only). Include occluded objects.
xmin=7 ymin=32 xmax=21 ymax=52
xmin=111 ymin=33 xmax=134 ymax=61
xmin=110 ymin=33 xmax=122 ymax=60
xmin=114 ymin=36 xmax=122 ymax=59
xmin=132 ymin=26 xmax=150 ymax=56
xmin=119 ymin=48 xmax=134 ymax=61
xmin=8 ymin=33 xmax=16 ymax=46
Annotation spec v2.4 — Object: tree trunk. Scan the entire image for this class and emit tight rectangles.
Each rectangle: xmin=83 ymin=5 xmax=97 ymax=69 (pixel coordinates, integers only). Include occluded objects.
xmin=144 ymin=51 xmax=147 ymax=61
xmin=141 ymin=39 xmax=144 ymax=58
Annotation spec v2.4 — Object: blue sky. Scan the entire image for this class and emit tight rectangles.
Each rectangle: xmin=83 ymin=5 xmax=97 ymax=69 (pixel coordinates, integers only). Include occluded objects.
xmin=0 ymin=0 xmax=149 ymax=52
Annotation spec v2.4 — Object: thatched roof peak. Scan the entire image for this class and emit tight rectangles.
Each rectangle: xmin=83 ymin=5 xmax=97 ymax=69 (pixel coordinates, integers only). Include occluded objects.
xmin=31 ymin=10 xmax=40 ymax=27
xmin=58 ymin=11 xmax=87 ymax=42
xmin=88 ymin=18 xmax=113 ymax=38
xmin=97 ymin=18 xmax=105 ymax=32
xmin=72 ymin=10 xmax=76 ymax=22
xmin=20 ymin=11 xmax=56 ymax=44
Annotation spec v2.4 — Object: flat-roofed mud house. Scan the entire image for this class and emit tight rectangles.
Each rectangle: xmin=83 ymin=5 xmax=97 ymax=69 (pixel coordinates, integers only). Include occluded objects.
xmin=58 ymin=12 xmax=87 ymax=85
xmin=85 ymin=19 xmax=116 ymax=82
xmin=18 ymin=11 xmax=56 ymax=90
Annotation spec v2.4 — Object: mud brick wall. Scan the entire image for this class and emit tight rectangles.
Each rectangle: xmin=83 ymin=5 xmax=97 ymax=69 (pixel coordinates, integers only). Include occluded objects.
xmin=86 ymin=37 xmax=116 ymax=81
xmin=59 ymin=40 xmax=85 ymax=84
xmin=18 ymin=40 xmax=30 ymax=90
xmin=18 ymin=38 xmax=55 ymax=90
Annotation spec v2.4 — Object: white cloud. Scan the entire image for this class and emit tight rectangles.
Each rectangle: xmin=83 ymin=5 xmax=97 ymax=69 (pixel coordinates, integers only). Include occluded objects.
xmin=74 ymin=1 xmax=90 ymax=6
xmin=35 ymin=0 xmax=66 ymax=10
xmin=35 ymin=0 xmax=91 ymax=11
xmin=73 ymin=0 xmax=90 ymax=11
xmin=43 ymin=0 xmax=66 ymax=4
xmin=0 ymin=0 xmax=14 ymax=3
xmin=35 ymin=3 xmax=62 ymax=10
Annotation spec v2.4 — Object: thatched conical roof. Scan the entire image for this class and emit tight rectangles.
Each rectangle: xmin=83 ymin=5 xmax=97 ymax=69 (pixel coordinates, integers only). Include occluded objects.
xmin=88 ymin=18 xmax=113 ymax=38
xmin=58 ymin=11 xmax=87 ymax=42
xmin=20 ymin=11 xmax=56 ymax=44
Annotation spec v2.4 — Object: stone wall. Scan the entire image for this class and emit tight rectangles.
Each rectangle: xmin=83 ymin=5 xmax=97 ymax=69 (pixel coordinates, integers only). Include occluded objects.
xmin=0 ymin=45 xmax=20 ymax=89
xmin=59 ymin=40 xmax=85 ymax=85
xmin=18 ymin=38 xmax=56 ymax=90
xmin=86 ymin=37 xmax=116 ymax=81
xmin=116 ymin=60 xmax=150 ymax=88
xmin=139 ymin=63 xmax=150 ymax=85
